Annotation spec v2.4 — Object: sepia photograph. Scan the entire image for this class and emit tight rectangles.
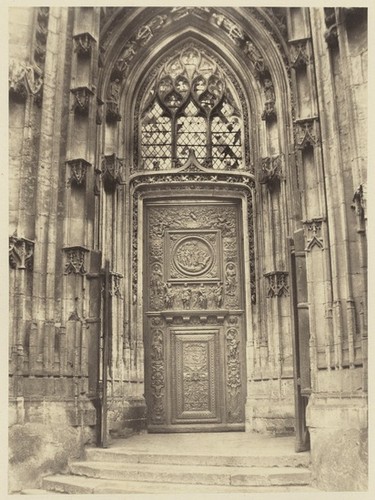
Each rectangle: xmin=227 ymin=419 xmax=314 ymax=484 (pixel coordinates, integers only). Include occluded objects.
xmin=6 ymin=2 xmax=370 ymax=496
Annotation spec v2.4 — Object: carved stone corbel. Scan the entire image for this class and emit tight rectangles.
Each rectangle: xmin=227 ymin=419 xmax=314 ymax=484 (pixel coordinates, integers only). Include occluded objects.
xmin=259 ymin=155 xmax=283 ymax=189
xmin=294 ymin=117 xmax=320 ymax=150
xmin=101 ymin=154 xmax=124 ymax=191
xmin=9 ymin=236 xmax=34 ymax=270
xmin=70 ymin=86 xmax=94 ymax=115
xmin=264 ymin=271 xmax=289 ymax=298
xmin=303 ymin=217 xmax=325 ymax=251
xmin=290 ymin=39 xmax=311 ymax=69
xmin=63 ymin=246 xmax=89 ymax=275
xmin=66 ymin=158 xmax=91 ymax=187
xmin=73 ymin=32 xmax=96 ymax=57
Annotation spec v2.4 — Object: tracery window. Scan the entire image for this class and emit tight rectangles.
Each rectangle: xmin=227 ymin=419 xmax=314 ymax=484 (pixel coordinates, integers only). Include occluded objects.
xmin=139 ymin=46 xmax=246 ymax=171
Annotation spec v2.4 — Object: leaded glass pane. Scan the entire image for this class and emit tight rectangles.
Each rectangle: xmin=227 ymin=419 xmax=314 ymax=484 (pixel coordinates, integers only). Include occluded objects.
xmin=211 ymin=100 xmax=243 ymax=170
xmin=141 ymin=101 xmax=172 ymax=170
xmin=177 ymin=101 xmax=206 ymax=161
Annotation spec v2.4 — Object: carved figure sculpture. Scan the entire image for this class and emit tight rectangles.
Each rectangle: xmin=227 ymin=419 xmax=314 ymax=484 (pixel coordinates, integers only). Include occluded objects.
xmin=164 ymin=283 xmax=174 ymax=309
xmin=197 ymin=284 xmax=208 ymax=309
xmin=181 ymin=283 xmax=192 ymax=309
xmin=213 ymin=281 xmax=224 ymax=308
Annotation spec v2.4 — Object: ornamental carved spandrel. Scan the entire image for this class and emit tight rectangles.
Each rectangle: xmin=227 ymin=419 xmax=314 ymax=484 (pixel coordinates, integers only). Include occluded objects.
xmin=303 ymin=217 xmax=325 ymax=251
xmin=148 ymin=205 xmax=237 ymax=239
xmin=112 ymin=14 xmax=168 ymax=81
xmin=150 ymin=329 xmax=165 ymax=423
xmin=9 ymin=236 xmax=34 ymax=271
xmin=226 ymin=327 xmax=242 ymax=423
xmin=66 ymin=158 xmax=91 ymax=187
xmin=264 ymin=271 xmax=289 ymax=298
xmin=63 ymin=246 xmax=89 ymax=275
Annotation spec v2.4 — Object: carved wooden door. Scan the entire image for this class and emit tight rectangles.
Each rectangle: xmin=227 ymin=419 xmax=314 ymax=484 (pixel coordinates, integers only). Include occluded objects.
xmin=144 ymin=199 xmax=246 ymax=432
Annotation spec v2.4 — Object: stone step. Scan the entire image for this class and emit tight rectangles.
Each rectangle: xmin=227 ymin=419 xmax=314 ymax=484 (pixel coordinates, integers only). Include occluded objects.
xmin=68 ymin=460 xmax=311 ymax=487
xmin=85 ymin=446 xmax=310 ymax=468
xmin=43 ymin=474 xmax=317 ymax=494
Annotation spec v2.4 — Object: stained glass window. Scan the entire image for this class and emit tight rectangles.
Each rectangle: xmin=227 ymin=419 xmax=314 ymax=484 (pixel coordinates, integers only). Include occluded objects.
xmin=139 ymin=46 xmax=245 ymax=171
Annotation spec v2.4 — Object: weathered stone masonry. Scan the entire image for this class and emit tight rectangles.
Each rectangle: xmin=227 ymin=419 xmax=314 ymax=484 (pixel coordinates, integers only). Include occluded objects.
xmin=9 ymin=7 xmax=367 ymax=492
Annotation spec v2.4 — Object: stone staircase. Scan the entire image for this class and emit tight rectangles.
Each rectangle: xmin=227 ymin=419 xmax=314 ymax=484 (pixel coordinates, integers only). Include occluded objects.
xmin=42 ymin=432 xmax=316 ymax=494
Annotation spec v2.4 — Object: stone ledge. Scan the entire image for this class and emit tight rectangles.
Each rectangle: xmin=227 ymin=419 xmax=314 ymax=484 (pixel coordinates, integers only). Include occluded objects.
xmin=306 ymin=396 xmax=367 ymax=429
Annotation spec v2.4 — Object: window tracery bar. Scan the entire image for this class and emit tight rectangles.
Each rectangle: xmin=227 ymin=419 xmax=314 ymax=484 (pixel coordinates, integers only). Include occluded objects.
xmin=138 ymin=45 xmax=247 ymax=172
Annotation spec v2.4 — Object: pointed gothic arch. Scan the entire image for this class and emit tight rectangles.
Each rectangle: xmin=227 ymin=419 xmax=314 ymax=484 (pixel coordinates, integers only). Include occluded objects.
xmin=93 ymin=7 xmax=302 ymax=433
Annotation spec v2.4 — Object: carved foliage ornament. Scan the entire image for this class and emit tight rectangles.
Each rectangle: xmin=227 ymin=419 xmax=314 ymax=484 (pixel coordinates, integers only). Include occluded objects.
xmin=63 ymin=246 xmax=89 ymax=275
xmin=226 ymin=327 xmax=242 ymax=422
xmin=9 ymin=59 xmax=43 ymax=104
xmin=66 ymin=158 xmax=91 ymax=187
xmin=9 ymin=236 xmax=34 ymax=270
xmin=150 ymin=329 xmax=165 ymax=422
xmin=264 ymin=271 xmax=289 ymax=298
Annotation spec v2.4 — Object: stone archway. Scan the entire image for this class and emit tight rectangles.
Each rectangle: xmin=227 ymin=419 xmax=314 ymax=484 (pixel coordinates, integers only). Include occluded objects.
xmin=97 ymin=6 xmax=299 ymax=438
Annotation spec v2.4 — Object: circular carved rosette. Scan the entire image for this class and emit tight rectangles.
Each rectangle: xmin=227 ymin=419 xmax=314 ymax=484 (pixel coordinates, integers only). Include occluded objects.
xmin=173 ymin=236 xmax=214 ymax=277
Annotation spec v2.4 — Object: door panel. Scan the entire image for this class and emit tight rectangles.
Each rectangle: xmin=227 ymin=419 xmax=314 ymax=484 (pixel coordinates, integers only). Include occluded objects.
xmin=144 ymin=199 xmax=246 ymax=432
xmin=171 ymin=329 xmax=220 ymax=423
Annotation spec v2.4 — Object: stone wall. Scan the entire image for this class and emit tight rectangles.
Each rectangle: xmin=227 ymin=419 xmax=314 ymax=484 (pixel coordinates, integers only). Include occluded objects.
xmin=8 ymin=6 xmax=367 ymax=492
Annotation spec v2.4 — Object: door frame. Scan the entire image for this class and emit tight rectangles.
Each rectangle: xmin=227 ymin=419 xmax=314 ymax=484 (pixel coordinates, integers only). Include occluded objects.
xmin=136 ymin=186 xmax=253 ymax=432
